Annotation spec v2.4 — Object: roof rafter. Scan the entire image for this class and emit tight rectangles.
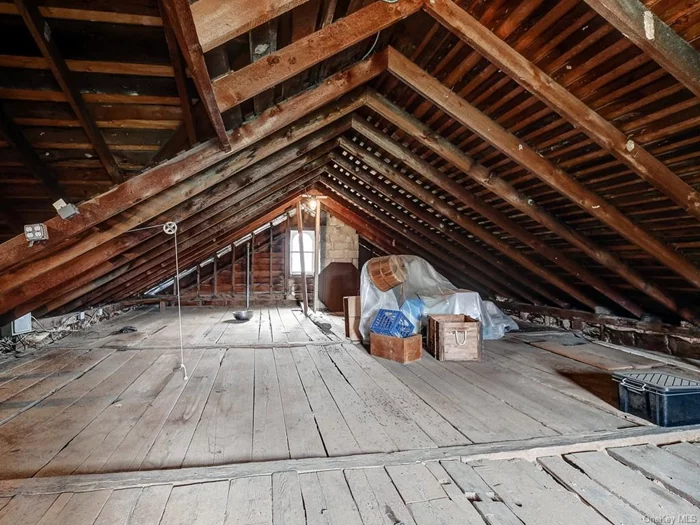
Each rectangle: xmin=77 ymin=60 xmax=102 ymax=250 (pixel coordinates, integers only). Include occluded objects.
xmin=12 ymin=0 xmax=123 ymax=184
xmin=424 ymin=0 xmax=700 ymax=221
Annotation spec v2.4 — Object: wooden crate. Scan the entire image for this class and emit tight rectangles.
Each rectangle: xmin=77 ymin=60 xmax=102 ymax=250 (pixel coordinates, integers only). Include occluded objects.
xmin=370 ymin=332 xmax=422 ymax=363
xmin=427 ymin=314 xmax=482 ymax=361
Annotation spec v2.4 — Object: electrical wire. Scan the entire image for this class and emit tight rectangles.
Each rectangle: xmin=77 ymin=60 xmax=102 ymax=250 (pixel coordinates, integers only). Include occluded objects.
xmin=361 ymin=31 xmax=381 ymax=61
xmin=173 ymin=229 xmax=188 ymax=381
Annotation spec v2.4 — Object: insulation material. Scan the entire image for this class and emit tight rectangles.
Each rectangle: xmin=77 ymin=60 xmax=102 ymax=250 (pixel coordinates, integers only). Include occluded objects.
xmin=359 ymin=256 xmax=518 ymax=340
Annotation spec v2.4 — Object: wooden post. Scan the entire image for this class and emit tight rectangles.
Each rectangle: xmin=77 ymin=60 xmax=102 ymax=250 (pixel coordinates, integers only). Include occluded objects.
xmin=284 ymin=215 xmax=290 ymax=298
xmin=313 ymin=200 xmax=321 ymax=312
xmin=251 ymin=232 xmax=255 ymax=302
xmin=296 ymin=201 xmax=309 ymax=316
xmin=196 ymin=264 xmax=201 ymax=297
xmin=231 ymin=244 xmax=235 ymax=295
xmin=269 ymin=223 xmax=274 ymax=294
xmin=213 ymin=256 xmax=218 ymax=295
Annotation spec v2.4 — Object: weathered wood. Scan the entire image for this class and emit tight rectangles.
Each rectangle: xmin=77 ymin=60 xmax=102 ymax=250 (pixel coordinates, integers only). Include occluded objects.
xmin=296 ymin=202 xmax=310 ymax=317
xmin=385 ymin=47 xmax=700 ymax=290
xmin=161 ymin=0 xmax=230 ymax=149
xmin=363 ymin=91 xmax=699 ymax=325
xmin=313 ymin=200 xmax=321 ymax=312
xmin=12 ymin=0 xmax=122 ymax=184
xmin=192 ymin=0 xmax=307 ymax=53
xmin=0 ymin=102 xmax=66 ymax=201
xmin=249 ymin=21 xmax=279 ymax=115
xmin=424 ymin=0 xmax=700 ymax=222
xmin=213 ymin=2 xmax=419 ymax=112
xmin=582 ymin=0 xmax=700 ymax=100
xmin=0 ymin=54 xmax=381 ymax=278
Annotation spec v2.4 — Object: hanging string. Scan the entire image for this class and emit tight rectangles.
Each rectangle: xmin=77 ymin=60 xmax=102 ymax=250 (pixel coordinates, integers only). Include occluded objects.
xmin=173 ymin=228 xmax=188 ymax=381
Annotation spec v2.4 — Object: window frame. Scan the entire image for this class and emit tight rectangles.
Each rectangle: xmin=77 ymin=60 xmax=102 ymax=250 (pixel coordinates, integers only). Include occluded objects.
xmin=289 ymin=230 xmax=315 ymax=275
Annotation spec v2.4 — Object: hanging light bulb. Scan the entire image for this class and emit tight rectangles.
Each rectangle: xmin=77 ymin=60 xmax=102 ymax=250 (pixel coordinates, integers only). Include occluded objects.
xmin=307 ymin=197 xmax=318 ymax=211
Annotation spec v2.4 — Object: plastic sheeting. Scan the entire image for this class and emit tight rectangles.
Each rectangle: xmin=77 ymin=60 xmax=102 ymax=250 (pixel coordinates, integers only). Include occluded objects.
xmin=359 ymin=255 xmax=518 ymax=340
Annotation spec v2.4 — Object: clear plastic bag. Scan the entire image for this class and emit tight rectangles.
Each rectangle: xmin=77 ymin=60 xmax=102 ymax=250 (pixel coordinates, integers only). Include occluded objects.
xmin=359 ymin=255 xmax=518 ymax=340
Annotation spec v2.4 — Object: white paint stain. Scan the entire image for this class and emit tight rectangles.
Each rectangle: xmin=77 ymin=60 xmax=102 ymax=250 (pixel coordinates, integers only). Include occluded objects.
xmin=626 ymin=140 xmax=635 ymax=152
xmin=644 ymin=11 xmax=655 ymax=40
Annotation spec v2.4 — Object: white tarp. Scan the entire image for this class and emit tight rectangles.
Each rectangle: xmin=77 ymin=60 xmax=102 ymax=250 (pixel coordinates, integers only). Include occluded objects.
xmin=359 ymin=255 xmax=518 ymax=340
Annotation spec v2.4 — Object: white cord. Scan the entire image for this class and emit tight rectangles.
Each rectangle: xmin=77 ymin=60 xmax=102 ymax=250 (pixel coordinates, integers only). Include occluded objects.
xmin=173 ymin=229 xmax=188 ymax=381
xmin=361 ymin=31 xmax=381 ymax=61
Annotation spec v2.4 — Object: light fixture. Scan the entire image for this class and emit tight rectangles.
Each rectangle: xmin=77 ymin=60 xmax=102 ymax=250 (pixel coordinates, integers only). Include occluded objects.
xmin=307 ymin=197 xmax=318 ymax=211
xmin=52 ymin=198 xmax=79 ymax=219
xmin=24 ymin=223 xmax=49 ymax=246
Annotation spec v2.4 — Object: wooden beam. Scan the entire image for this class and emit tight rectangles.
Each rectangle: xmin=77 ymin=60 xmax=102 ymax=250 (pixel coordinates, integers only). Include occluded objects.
xmin=161 ymin=0 xmax=231 ymax=149
xmin=192 ymin=0 xmax=308 ymax=53
xmin=249 ymin=20 xmax=279 ymax=115
xmin=158 ymin=0 xmax=196 ymax=148
xmin=363 ymin=91 xmax=699 ymax=325
xmin=296 ymin=201 xmax=310 ymax=316
xmin=385 ymin=47 xmax=700 ymax=291
xmin=0 ymin=3 xmax=163 ymax=26
xmin=330 ymin=152 xmax=576 ymax=308
xmin=212 ymin=0 xmax=420 ymax=112
xmin=286 ymin=0 xmax=322 ymax=96
xmin=12 ymin=0 xmax=122 ymax=184
xmin=582 ymin=0 xmax=700 ymax=100
xmin=348 ymin=118 xmax=647 ymax=318
xmin=0 ymin=54 xmax=379 ymax=276
xmin=0 ymin=55 xmax=175 ymax=77
xmin=424 ymin=0 xmax=700 ymax=222
xmin=0 ymin=102 xmax=66 ymax=201
xmin=313 ymin=199 xmax=321 ymax=311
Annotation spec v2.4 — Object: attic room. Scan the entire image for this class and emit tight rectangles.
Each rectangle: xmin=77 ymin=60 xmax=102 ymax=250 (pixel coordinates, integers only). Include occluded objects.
xmin=0 ymin=0 xmax=699 ymax=523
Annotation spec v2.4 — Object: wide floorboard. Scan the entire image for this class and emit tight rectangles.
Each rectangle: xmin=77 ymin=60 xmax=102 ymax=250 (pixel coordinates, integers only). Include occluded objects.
xmin=0 ymin=307 xmax=657 ymax=480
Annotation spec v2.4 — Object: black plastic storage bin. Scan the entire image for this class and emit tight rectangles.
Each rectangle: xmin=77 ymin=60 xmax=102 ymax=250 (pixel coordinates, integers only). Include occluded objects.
xmin=613 ymin=371 xmax=700 ymax=427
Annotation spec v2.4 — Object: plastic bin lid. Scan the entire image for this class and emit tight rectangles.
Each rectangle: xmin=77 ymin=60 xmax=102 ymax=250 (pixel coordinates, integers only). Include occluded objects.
xmin=613 ymin=370 xmax=700 ymax=394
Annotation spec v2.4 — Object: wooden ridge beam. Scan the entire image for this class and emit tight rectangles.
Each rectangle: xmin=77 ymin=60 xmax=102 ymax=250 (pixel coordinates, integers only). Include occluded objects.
xmin=424 ymin=0 xmax=700 ymax=222
xmin=385 ymin=47 xmax=700 ymax=291
xmin=0 ymin=54 xmax=380 ymax=276
xmin=12 ymin=0 xmax=123 ymax=184
xmin=327 ymin=156 xmax=541 ymax=304
xmin=363 ymin=91 xmax=699 ymax=325
xmin=212 ymin=0 xmax=420 ymax=112
xmin=581 ymin=0 xmax=700 ymax=100
xmin=161 ymin=0 xmax=230 ymax=149
xmin=319 ymin=188 xmax=492 ymax=296
xmin=331 ymin=148 xmax=583 ymax=309
xmin=0 ymin=102 xmax=67 ymax=202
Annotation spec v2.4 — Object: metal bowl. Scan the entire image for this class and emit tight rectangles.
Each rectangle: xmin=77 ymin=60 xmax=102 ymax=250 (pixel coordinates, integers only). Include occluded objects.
xmin=233 ymin=310 xmax=254 ymax=321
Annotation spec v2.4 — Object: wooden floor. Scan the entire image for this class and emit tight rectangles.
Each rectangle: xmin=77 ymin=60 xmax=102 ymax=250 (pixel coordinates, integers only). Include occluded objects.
xmin=0 ymin=306 xmax=698 ymax=524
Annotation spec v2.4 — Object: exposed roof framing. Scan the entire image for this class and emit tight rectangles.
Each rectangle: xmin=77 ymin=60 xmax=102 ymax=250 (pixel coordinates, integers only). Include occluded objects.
xmin=1 ymin=0 xmax=699 ymax=330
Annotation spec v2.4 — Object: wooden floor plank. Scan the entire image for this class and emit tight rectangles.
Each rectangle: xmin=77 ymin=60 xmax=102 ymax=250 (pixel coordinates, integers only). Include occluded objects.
xmin=42 ymin=490 xmax=112 ymax=525
xmin=344 ymin=469 xmax=387 ymax=525
xmin=290 ymin=346 xmax=361 ymax=457
xmin=415 ymin=357 xmax=557 ymax=439
xmin=315 ymin=470 xmax=363 ymax=525
xmin=0 ymin=351 xmax=160 ymax=479
xmin=272 ymin=471 xmax=305 ymax=525
xmin=530 ymin=341 xmax=658 ymax=370
xmin=199 ymin=309 xmax=235 ymax=345
xmin=607 ymin=444 xmax=700 ymax=506
xmin=385 ymin=464 xmax=447 ymax=504
xmin=269 ymin=307 xmax=289 ymax=343
xmin=566 ymin=450 xmax=700 ymax=518
xmin=259 ymin=308 xmax=273 ymax=344
xmin=93 ymin=488 xmax=141 ymax=525
xmin=277 ymin=307 xmax=311 ymax=342
xmin=538 ymin=455 xmax=647 ymax=524
xmin=36 ymin=352 xmax=177 ymax=477
xmin=183 ymin=348 xmax=255 ymax=466
xmin=253 ymin=348 xmax=289 ymax=461
xmin=0 ymin=348 xmax=115 ymax=425
xmin=664 ymin=442 xmax=700 ymax=466
xmin=408 ymin=498 xmax=481 ymax=525
xmin=307 ymin=345 xmax=397 ymax=454
xmin=343 ymin=343 xmax=470 ymax=448
xmin=141 ymin=349 xmax=224 ymax=470
xmin=273 ymin=347 xmax=326 ymax=459
xmin=424 ymin=462 xmax=486 ymax=524
xmin=0 ymin=494 xmax=60 ymax=525
xmin=218 ymin=309 xmax=262 ymax=345
xmin=225 ymin=476 xmax=272 ymax=525
xmin=127 ymin=484 xmax=171 ymax=524
xmin=363 ymin=467 xmax=417 ymax=525
xmin=159 ymin=484 xmax=201 ymax=524
xmin=291 ymin=308 xmax=330 ymax=342
xmin=327 ymin=345 xmax=438 ymax=451
xmin=299 ymin=472 xmax=332 ymax=525
xmin=101 ymin=349 xmax=206 ymax=473
xmin=471 ymin=458 xmax=611 ymax=525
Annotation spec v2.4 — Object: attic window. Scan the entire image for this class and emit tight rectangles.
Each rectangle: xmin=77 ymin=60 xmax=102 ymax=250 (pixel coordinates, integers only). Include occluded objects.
xmin=290 ymin=230 xmax=314 ymax=275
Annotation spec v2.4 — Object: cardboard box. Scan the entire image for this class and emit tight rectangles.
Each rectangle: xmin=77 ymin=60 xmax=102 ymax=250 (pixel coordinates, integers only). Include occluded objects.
xmin=344 ymin=296 xmax=362 ymax=341
xmin=370 ymin=332 xmax=422 ymax=363
xmin=427 ymin=314 xmax=482 ymax=361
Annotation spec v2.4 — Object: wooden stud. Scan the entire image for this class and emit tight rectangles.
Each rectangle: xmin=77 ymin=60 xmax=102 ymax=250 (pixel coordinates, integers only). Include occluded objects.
xmin=313 ymin=199 xmax=321 ymax=312
xmin=12 ymin=0 xmax=123 ymax=184
xmin=296 ymin=201 xmax=310 ymax=316
xmin=250 ymin=21 xmax=279 ymax=115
